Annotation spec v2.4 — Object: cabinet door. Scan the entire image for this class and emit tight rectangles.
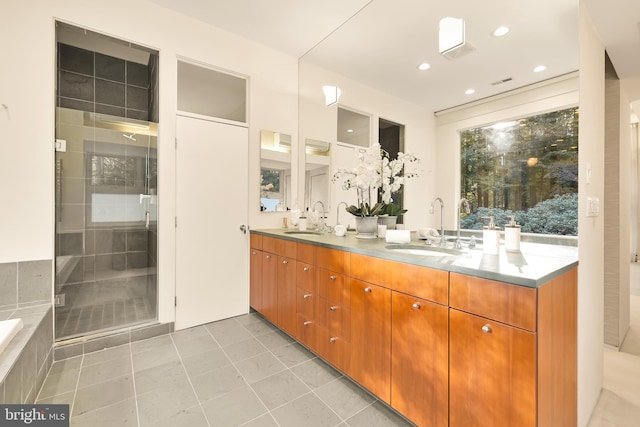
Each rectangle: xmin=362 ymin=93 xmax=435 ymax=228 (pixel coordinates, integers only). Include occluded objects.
xmin=391 ymin=292 xmax=448 ymax=427
xmin=349 ymin=279 xmax=391 ymax=403
xmin=249 ymin=249 xmax=263 ymax=311
xmin=450 ymin=309 xmax=535 ymax=427
xmin=277 ymin=256 xmax=297 ymax=335
xmin=261 ymin=252 xmax=278 ymax=323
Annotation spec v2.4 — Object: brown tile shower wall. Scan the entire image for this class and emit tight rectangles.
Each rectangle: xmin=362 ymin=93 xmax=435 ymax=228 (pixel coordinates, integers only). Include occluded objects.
xmin=57 ymin=43 xmax=155 ymax=121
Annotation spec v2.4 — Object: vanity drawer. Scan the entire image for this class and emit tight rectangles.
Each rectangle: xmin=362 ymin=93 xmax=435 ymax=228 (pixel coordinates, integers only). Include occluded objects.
xmin=250 ymin=233 xmax=263 ymax=250
xmin=263 ymin=236 xmax=296 ymax=258
xmin=297 ymin=263 xmax=315 ymax=292
xmin=317 ymin=270 xmax=349 ymax=305
xmin=296 ymin=287 xmax=315 ymax=319
xmin=316 ymin=246 xmax=350 ymax=275
xmin=296 ymin=242 xmax=316 ymax=264
xmin=449 ymin=272 xmax=536 ymax=332
xmin=351 ymin=253 xmax=448 ymax=305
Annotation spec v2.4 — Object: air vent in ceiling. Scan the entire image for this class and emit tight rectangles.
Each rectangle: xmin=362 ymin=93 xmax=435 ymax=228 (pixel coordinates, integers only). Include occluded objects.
xmin=440 ymin=42 xmax=475 ymax=60
xmin=491 ymin=77 xmax=513 ymax=86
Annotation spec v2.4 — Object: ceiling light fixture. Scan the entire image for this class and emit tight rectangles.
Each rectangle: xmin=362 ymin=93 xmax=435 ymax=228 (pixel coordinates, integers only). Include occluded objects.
xmin=492 ymin=26 xmax=510 ymax=37
xmin=347 ymin=129 xmax=354 ymax=133
xmin=465 ymin=89 xmax=475 ymax=95
xmin=417 ymin=62 xmax=431 ymax=71
xmin=533 ymin=65 xmax=547 ymax=73
xmin=439 ymin=17 xmax=465 ymax=54
xmin=322 ymin=85 xmax=341 ymax=106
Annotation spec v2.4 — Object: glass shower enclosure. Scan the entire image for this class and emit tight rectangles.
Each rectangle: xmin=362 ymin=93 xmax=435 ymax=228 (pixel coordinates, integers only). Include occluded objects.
xmin=54 ymin=107 xmax=158 ymax=340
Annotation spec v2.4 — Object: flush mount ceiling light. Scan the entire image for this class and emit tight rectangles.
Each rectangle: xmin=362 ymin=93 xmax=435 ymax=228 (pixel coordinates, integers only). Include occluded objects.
xmin=465 ymin=89 xmax=475 ymax=95
xmin=533 ymin=65 xmax=547 ymax=73
xmin=417 ymin=62 xmax=431 ymax=71
xmin=439 ymin=17 xmax=465 ymax=54
xmin=322 ymin=85 xmax=342 ymax=106
xmin=492 ymin=26 xmax=510 ymax=37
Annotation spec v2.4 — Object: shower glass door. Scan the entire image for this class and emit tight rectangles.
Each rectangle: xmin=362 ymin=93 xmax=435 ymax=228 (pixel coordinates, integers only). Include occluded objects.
xmin=54 ymin=107 xmax=158 ymax=340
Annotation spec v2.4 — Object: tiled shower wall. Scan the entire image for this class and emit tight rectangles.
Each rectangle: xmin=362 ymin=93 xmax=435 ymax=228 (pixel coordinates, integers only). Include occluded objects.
xmin=57 ymin=43 xmax=154 ymax=121
xmin=0 ymin=260 xmax=52 ymax=310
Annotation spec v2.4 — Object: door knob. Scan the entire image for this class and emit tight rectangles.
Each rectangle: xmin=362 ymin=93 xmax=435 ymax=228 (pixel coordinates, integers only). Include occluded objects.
xmin=239 ymin=224 xmax=248 ymax=234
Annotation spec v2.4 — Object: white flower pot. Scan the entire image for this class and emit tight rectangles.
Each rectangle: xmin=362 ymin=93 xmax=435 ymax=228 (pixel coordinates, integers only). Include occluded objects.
xmin=355 ymin=216 xmax=379 ymax=239
xmin=378 ymin=215 xmax=397 ymax=230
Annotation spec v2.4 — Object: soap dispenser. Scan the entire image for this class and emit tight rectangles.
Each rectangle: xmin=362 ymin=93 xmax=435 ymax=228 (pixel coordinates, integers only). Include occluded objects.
xmin=504 ymin=215 xmax=521 ymax=252
xmin=482 ymin=216 xmax=500 ymax=255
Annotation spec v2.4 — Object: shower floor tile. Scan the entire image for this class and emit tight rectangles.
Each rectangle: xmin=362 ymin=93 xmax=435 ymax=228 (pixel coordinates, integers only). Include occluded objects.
xmin=55 ymin=296 xmax=155 ymax=339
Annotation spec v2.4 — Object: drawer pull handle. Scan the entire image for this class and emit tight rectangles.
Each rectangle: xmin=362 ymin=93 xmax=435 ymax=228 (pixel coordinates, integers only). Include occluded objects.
xmin=412 ymin=303 xmax=421 ymax=309
xmin=266 ymin=255 xmax=271 ymax=259
xmin=303 ymin=294 xmax=312 ymax=299
xmin=252 ymin=251 xmax=257 ymax=255
xmin=329 ymin=337 xmax=337 ymax=343
xmin=303 ymin=321 xmax=312 ymax=326
xmin=303 ymin=267 xmax=309 ymax=271
xmin=364 ymin=287 xmax=372 ymax=293
xmin=482 ymin=324 xmax=492 ymax=334
xmin=282 ymin=260 xmax=288 ymax=264
xmin=329 ymin=275 xmax=337 ymax=280
xmin=330 ymin=305 xmax=337 ymax=311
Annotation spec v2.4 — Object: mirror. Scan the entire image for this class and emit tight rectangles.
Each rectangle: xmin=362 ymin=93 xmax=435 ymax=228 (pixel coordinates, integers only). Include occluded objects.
xmin=298 ymin=1 xmax=578 ymax=228
xmin=260 ymin=130 xmax=291 ymax=212
xmin=304 ymin=138 xmax=331 ymax=214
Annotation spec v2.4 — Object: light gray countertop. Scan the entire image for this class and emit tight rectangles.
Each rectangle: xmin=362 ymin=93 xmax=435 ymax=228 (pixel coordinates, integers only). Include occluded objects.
xmin=252 ymin=229 xmax=579 ymax=288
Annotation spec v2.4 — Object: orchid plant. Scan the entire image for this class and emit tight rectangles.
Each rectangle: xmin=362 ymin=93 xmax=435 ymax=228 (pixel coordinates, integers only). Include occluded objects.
xmin=332 ymin=143 xmax=420 ymax=216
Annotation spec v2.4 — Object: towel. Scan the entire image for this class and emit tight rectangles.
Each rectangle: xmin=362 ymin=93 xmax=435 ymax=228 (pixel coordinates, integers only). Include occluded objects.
xmin=385 ymin=229 xmax=411 ymax=244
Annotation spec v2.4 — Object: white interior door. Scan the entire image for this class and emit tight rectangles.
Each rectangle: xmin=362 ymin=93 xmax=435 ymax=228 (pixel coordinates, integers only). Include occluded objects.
xmin=175 ymin=114 xmax=249 ymax=330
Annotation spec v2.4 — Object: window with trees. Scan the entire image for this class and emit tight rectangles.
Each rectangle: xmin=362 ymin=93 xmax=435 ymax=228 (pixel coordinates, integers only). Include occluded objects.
xmin=460 ymin=107 xmax=578 ymax=235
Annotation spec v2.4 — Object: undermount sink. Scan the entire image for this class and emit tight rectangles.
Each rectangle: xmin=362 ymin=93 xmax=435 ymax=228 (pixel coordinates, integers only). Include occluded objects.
xmin=385 ymin=244 xmax=462 ymax=257
xmin=284 ymin=230 xmax=322 ymax=235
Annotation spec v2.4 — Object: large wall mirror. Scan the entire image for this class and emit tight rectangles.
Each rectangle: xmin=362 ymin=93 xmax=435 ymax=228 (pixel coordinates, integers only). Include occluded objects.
xmin=260 ymin=130 xmax=291 ymax=212
xmin=297 ymin=0 xmax=578 ymax=228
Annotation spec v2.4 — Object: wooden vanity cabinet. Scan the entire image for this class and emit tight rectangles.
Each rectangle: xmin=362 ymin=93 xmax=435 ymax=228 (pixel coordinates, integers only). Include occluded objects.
xmin=391 ymin=291 xmax=448 ymax=427
xmin=295 ymin=242 xmax=316 ymax=348
xmin=349 ymin=279 xmax=391 ymax=403
xmin=449 ymin=270 xmax=577 ymax=427
xmin=249 ymin=235 xmax=263 ymax=312
xmin=314 ymin=246 xmax=351 ymax=371
xmin=276 ymin=255 xmax=297 ymax=336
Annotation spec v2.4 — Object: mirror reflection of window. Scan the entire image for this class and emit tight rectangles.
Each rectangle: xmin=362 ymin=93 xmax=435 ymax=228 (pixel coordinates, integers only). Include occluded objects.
xmin=337 ymin=107 xmax=371 ymax=147
xmin=260 ymin=130 xmax=291 ymax=212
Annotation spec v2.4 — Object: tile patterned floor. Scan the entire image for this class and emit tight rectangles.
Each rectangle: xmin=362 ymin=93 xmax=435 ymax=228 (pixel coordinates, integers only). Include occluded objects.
xmin=36 ymin=313 xmax=415 ymax=427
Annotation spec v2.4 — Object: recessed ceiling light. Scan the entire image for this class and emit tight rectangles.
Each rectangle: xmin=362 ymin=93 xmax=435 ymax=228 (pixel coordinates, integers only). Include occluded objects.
xmin=347 ymin=129 xmax=354 ymax=133
xmin=492 ymin=26 xmax=510 ymax=37
xmin=465 ymin=89 xmax=475 ymax=95
xmin=533 ymin=65 xmax=547 ymax=73
xmin=417 ymin=62 xmax=431 ymax=71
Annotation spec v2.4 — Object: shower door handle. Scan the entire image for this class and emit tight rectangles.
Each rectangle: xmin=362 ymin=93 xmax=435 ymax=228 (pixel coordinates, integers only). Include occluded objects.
xmin=240 ymin=225 xmax=248 ymax=234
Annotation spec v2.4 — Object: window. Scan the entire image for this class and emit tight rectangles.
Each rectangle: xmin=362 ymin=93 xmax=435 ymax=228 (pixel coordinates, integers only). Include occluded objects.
xmin=460 ymin=107 xmax=579 ymax=235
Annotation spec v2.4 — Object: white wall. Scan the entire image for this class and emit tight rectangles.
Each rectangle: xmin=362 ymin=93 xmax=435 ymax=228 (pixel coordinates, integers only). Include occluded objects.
xmin=0 ymin=0 xmax=299 ymax=322
xmin=578 ymin=2 xmax=606 ymax=425
xmin=298 ymin=60 xmax=436 ymax=231
xmin=434 ymin=74 xmax=579 ymax=229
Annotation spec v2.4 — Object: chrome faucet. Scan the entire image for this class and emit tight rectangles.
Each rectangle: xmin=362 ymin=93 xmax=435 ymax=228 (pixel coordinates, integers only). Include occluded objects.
xmin=336 ymin=201 xmax=348 ymax=226
xmin=429 ymin=197 xmax=446 ymax=247
xmin=456 ymin=198 xmax=471 ymax=249
xmin=312 ymin=200 xmax=326 ymax=232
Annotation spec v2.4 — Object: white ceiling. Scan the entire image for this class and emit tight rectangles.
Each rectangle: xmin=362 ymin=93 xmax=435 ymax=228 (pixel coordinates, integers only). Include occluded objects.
xmin=148 ymin=0 xmax=640 ymax=112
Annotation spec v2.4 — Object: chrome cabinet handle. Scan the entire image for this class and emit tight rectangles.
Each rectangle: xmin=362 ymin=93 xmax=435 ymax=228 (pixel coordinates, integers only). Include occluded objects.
xmin=329 ymin=275 xmax=337 ymax=280
xmin=303 ymin=321 xmax=312 ymax=326
xmin=364 ymin=287 xmax=372 ymax=293
xmin=412 ymin=303 xmax=421 ymax=309
xmin=329 ymin=337 xmax=337 ymax=343
xmin=303 ymin=267 xmax=309 ymax=271
xmin=303 ymin=294 xmax=312 ymax=299
xmin=282 ymin=260 xmax=288 ymax=264
xmin=482 ymin=324 xmax=492 ymax=334
xmin=252 ymin=251 xmax=257 ymax=255
xmin=330 ymin=306 xmax=337 ymax=311
xmin=266 ymin=255 xmax=271 ymax=259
